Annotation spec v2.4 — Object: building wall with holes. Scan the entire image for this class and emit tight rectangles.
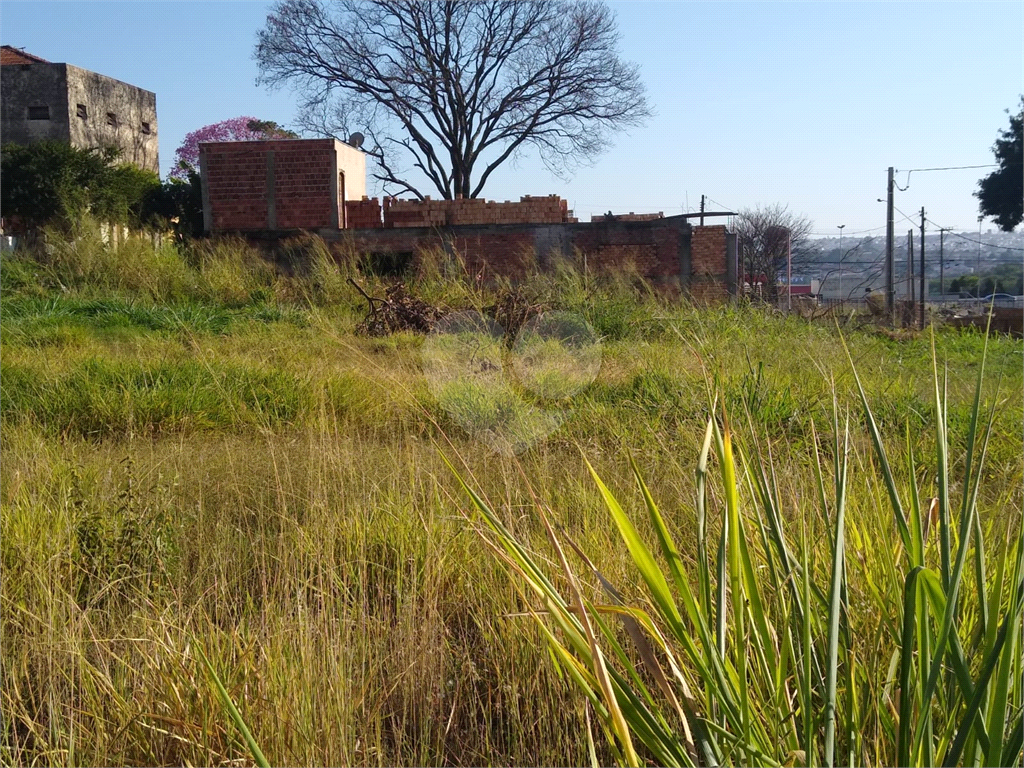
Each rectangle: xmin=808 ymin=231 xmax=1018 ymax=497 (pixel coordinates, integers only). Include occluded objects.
xmin=0 ymin=62 xmax=72 ymax=145
xmin=0 ymin=60 xmax=158 ymax=173
xmin=65 ymin=65 xmax=158 ymax=174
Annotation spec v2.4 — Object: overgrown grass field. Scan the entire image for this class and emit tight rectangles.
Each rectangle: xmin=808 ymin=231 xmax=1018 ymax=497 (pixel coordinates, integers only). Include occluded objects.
xmin=1 ymin=226 xmax=1021 ymax=766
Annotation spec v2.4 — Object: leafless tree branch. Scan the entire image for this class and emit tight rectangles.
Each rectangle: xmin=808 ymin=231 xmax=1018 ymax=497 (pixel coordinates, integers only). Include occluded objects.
xmin=255 ymin=0 xmax=650 ymax=199
xmin=735 ymin=204 xmax=813 ymax=302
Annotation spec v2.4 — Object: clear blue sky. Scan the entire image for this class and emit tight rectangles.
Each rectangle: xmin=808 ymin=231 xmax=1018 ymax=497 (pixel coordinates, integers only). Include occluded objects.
xmin=2 ymin=1 xmax=1021 ymax=234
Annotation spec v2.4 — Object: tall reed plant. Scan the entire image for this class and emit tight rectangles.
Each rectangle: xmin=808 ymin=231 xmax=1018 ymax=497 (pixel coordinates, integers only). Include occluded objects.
xmin=449 ymin=325 xmax=1022 ymax=767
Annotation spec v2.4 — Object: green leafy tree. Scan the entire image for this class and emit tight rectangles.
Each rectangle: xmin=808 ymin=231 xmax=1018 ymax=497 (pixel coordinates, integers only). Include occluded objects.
xmin=142 ymin=171 xmax=206 ymax=242
xmin=1 ymin=141 xmax=161 ymax=233
xmin=975 ymin=97 xmax=1023 ymax=231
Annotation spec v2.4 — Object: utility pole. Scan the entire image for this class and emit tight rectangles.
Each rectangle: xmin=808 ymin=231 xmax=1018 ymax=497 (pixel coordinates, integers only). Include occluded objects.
xmin=907 ymin=229 xmax=914 ymax=325
xmin=939 ymin=228 xmax=949 ymax=297
xmin=885 ymin=167 xmax=895 ymax=323
xmin=976 ymin=216 xmax=983 ymax=296
xmin=787 ymin=231 xmax=792 ymax=312
xmin=837 ymin=224 xmax=845 ymax=304
xmin=700 ymin=195 xmax=705 ymax=227
xmin=919 ymin=207 xmax=926 ymax=330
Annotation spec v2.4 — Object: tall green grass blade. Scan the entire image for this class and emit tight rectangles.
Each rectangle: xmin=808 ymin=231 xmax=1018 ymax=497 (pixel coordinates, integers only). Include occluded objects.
xmin=931 ymin=332 xmax=953 ymax=590
xmin=897 ymin=566 xmax=924 ymax=768
xmin=951 ymin=321 xmax=991 ymax=589
xmin=629 ymin=453 xmax=739 ymax=730
xmin=712 ymin=417 xmax=751 ymax=738
xmin=800 ymin=520 xmax=817 ymax=768
xmin=628 ymin=454 xmax=688 ymax=614
xmin=915 ymin=342 xmax=996 ymax=758
xmin=905 ymin=426 xmax=926 ymax=569
xmin=823 ymin=411 xmax=849 ymax=768
xmin=941 ymin=575 xmax=1023 ymax=767
xmin=696 ymin=417 xmax=715 ymax=615
xmin=1003 ymin=720 xmax=1023 ymax=768
xmin=972 ymin=515 xmax=990 ymax=646
xmin=537 ymin=499 xmax=642 ymax=768
xmin=743 ymin=437 xmax=807 ymax=630
xmin=585 ymin=458 xmax=683 ymax=641
xmin=716 ymin=514 xmax=728 ymax=662
xmin=839 ymin=333 xmax=913 ymax=557
xmin=982 ymin=525 xmax=1012 ymax=665
xmin=197 ymin=646 xmax=270 ymax=768
xmin=585 ymin=704 xmax=601 ymax=768
xmin=980 ymin=553 xmax=1023 ymax=768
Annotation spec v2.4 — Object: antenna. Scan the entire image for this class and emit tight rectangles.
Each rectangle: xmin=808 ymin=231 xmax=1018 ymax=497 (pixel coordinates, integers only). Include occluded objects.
xmin=347 ymin=132 xmax=365 ymax=149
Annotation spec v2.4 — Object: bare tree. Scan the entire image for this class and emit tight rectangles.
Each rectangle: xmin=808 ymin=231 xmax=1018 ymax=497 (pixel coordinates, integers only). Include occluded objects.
xmin=735 ymin=204 xmax=812 ymax=302
xmin=254 ymin=0 xmax=650 ymax=200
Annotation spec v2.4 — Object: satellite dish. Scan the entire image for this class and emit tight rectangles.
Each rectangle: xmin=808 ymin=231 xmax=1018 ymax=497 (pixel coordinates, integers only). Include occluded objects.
xmin=348 ymin=132 xmax=365 ymax=149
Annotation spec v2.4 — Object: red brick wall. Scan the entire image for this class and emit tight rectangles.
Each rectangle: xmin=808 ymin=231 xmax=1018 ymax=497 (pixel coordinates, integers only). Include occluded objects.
xmin=244 ymin=214 xmax=735 ymax=301
xmin=201 ymin=139 xmax=339 ymax=231
xmin=447 ymin=232 xmax=537 ymax=277
xmin=273 ymin=141 xmax=337 ymax=229
xmin=691 ymin=225 xmax=727 ymax=276
xmin=574 ymin=222 xmax=681 ymax=285
xmin=379 ymin=195 xmax=575 ymax=228
xmin=203 ymin=146 xmax=269 ymax=231
xmin=689 ymin=281 xmax=730 ymax=303
xmin=342 ymin=218 xmax=692 ymax=288
xmin=345 ymin=197 xmax=383 ymax=229
xmin=348 ymin=229 xmax=537 ymax=279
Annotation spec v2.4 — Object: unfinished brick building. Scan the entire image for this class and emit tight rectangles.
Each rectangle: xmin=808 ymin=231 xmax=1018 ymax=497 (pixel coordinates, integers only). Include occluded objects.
xmin=199 ymin=138 xmax=738 ymax=299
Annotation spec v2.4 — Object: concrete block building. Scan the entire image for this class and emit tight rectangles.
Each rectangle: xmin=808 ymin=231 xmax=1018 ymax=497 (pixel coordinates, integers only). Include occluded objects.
xmin=1 ymin=46 xmax=158 ymax=173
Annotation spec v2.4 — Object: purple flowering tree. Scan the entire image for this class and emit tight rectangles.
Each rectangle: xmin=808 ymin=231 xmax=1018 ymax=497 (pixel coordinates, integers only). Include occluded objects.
xmin=171 ymin=117 xmax=298 ymax=179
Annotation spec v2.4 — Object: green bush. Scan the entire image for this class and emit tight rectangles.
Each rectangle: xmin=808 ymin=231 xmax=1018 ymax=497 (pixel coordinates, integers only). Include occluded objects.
xmin=1 ymin=142 xmax=161 ymax=231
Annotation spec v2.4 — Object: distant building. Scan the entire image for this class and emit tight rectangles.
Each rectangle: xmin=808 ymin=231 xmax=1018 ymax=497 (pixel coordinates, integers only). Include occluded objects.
xmin=1 ymin=45 xmax=158 ymax=173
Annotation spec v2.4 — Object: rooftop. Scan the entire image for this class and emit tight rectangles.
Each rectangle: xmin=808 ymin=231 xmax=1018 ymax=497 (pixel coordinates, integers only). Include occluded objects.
xmin=0 ymin=45 xmax=49 ymax=66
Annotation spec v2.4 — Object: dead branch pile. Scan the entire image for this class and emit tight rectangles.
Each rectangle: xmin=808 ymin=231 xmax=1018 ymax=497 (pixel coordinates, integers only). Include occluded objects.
xmin=349 ymin=278 xmax=444 ymax=336
xmin=348 ymin=281 xmax=554 ymax=342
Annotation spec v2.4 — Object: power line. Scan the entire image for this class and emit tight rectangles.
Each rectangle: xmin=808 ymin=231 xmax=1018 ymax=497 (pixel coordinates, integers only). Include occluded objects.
xmin=893 ymin=202 xmax=1023 ymax=253
xmin=932 ymin=229 xmax=1024 ymax=252
xmin=804 ymin=256 xmax=1023 ymax=265
xmin=902 ymin=164 xmax=1000 ymax=173
xmin=809 ymin=225 xmax=886 ymax=236
xmin=705 ymin=195 xmax=734 ymax=213
xmin=892 ymin=204 xmax=923 ymax=229
xmin=893 ymin=162 xmax=1018 ymax=192
xmin=922 ymin=217 xmax=1024 ymax=252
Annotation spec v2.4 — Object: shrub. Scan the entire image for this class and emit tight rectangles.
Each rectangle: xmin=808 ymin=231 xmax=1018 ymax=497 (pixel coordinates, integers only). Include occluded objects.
xmin=1 ymin=142 xmax=161 ymax=232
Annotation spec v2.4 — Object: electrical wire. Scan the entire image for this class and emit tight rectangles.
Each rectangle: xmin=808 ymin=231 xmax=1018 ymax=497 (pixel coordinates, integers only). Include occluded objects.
xmin=802 ymin=256 xmax=1022 ymax=264
xmin=809 ymin=225 xmax=887 ymax=236
xmin=902 ymin=164 xmax=1001 ymax=173
xmin=893 ymin=162 xmax=1011 ymax=192
xmin=891 ymin=204 xmax=1024 ymax=252
xmin=891 ymin=204 xmax=923 ymax=229
xmin=705 ymin=196 xmax=735 ymax=213
xmin=924 ymin=216 xmax=1024 ymax=252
